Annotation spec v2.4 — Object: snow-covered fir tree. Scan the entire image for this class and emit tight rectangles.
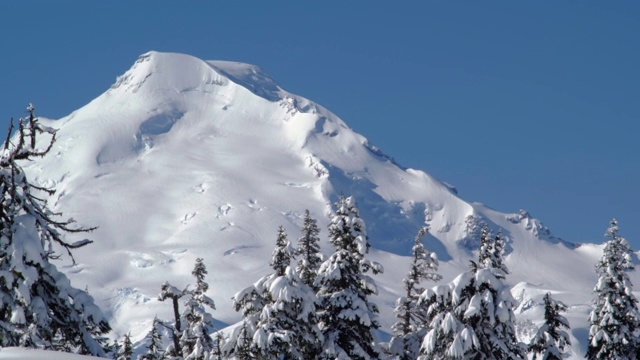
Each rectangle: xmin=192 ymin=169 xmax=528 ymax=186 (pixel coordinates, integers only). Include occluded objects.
xmin=226 ymin=321 xmax=254 ymax=360
xmin=110 ymin=340 xmax=122 ymax=360
xmin=224 ymin=275 xmax=270 ymax=358
xmin=209 ymin=332 xmax=225 ymax=360
xmin=296 ymin=209 xmax=323 ymax=291
xmin=418 ymin=226 xmax=524 ymax=360
xmin=388 ymin=226 xmax=441 ymax=360
xmin=180 ymin=258 xmax=217 ymax=360
xmin=315 ymin=195 xmax=384 ymax=359
xmin=492 ymin=229 xmax=508 ymax=276
xmin=528 ymin=292 xmax=571 ymax=360
xmin=158 ymin=258 xmax=216 ymax=360
xmin=477 ymin=224 xmax=508 ymax=278
xmin=117 ymin=333 xmax=133 ymax=360
xmin=587 ymin=219 xmax=640 ymax=360
xmin=138 ymin=317 xmax=164 ymax=360
xmin=158 ymin=281 xmax=187 ymax=358
xmin=0 ymin=105 xmax=110 ymax=356
xmin=253 ymin=226 xmax=322 ymax=359
xmin=270 ymin=226 xmax=293 ymax=277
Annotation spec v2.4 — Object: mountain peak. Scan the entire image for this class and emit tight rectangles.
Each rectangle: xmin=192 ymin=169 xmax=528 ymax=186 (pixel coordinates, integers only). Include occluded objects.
xmin=109 ymin=51 xmax=224 ymax=95
xmin=24 ymin=51 xmax=604 ymax=358
xmin=108 ymin=52 xmax=284 ymax=103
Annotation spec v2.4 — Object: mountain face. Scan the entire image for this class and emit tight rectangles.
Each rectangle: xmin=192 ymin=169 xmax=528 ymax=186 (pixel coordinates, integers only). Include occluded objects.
xmin=23 ymin=51 xmax=625 ymax=358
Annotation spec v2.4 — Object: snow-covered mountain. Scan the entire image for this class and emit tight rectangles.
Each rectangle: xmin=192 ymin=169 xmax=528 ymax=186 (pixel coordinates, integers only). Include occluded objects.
xmin=22 ymin=51 xmax=630 ymax=358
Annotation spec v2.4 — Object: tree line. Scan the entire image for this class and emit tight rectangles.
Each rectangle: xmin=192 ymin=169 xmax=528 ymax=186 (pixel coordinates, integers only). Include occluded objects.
xmin=1 ymin=106 xmax=638 ymax=359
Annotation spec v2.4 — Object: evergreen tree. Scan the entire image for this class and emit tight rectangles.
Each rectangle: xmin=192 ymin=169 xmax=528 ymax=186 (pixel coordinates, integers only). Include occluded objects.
xmin=223 ymin=276 xmax=270 ymax=358
xmin=477 ymin=223 xmax=493 ymax=269
xmin=117 ymin=333 xmax=133 ymax=360
xmin=110 ymin=340 xmax=122 ymax=360
xmin=270 ymin=226 xmax=293 ymax=277
xmin=492 ymin=229 xmax=509 ymax=276
xmin=180 ymin=258 xmax=216 ymax=360
xmin=209 ymin=331 xmax=225 ymax=360
xmin=388 ymin=226 xmax=441 ymax=360
xmin=528 ymin=292 xmax=571 ymax=360
xmin=225 ymin=320 xmax=254 ymax=360
xmin=315 ymin=195 xmax=383 ymax=359
xmin=0 ymin=105 xmax=110 ymax=356
xmin=138 ymin=317 xmax=164 ymax=360
xmin=158 ymin=281 xmax=187 ymax=358
xmin=477 ymin=224 xmax=508 ymax=277
xmin=419 ymin=225 xmax=524 ymax=359
xmin=158 ymin=258 xmax=216 ymax=360
xmin=296 ymin=209 xmax=322 ymax=291
xmin=253 ymin=226 xmax=322 ymax=359
xmin=587 ymin=219 xmax=640 ymax=360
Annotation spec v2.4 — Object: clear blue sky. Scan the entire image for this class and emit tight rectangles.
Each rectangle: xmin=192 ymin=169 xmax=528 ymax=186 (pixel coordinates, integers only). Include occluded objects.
xmin=1 ymin=2 xmax=638 ymax=248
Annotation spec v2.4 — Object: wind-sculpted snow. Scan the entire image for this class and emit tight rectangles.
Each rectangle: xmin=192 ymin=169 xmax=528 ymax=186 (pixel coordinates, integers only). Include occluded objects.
xmin=19 ymin=51 xmax=639 ymax=358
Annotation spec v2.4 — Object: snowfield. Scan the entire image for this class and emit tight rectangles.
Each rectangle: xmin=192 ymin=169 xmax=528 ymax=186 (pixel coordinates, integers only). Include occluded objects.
xmin=0 ymin=347 xmax=98 ymax=359
xmin=15 ymin=51 xmax=636 ymax=358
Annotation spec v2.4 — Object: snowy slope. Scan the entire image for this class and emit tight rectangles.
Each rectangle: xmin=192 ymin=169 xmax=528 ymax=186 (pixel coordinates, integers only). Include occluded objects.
xmin=0 ymin=348 xmax=98 ymax=360
xmin=21 ymin=51 xmax=633 ymax=358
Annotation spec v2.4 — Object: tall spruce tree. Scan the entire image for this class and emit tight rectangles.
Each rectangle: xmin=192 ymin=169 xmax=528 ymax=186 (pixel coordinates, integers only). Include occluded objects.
xmin=117 ymin=333 xmax=133 ymax=360
xmin=224 ymin=275 xmax=270 ymax=358
xmin=419 ymin=226 xmax=524 ymax=359
xmin=138 ymin=317 xmax=164 ymax=360
xmin=158 ymin=281 xmax=187 ymax=358
xmin=0 ymin=105 xmax=110 ymax=355
xmin=158 ymin=258 xmax=216 ymax=360
xmin=477 ymin=224 xmax=508 ymax=277
xmin=587 ymin=219 xmax=640 ymax=360
xmin=492 ymin=229 xmax=508 ymax=276
xmin=253 ymin=226 xmax=322 ymax=359
xmin=296 ymin=210 xmax=322 ymax=291
xmin=315 ymin=195 xmax=383 ymax=359
xmin=180 ymin=258 xmax=216 ymax=360
xmin=209 ymin=331 xmax=225 ymax=360
xmin=528 ymin=292 xmax=571 ymax=360
xmin=388 ymin=226 xmax=442 ymax=360
xmin=270 ymin=226 xmax=293 ymax=277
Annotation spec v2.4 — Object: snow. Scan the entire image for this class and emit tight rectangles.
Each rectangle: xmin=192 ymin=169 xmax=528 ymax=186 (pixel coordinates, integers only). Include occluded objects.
xmin=11 ymin=51 xmax=636 ymax=359
xmin=0 ymin=348 xmax=97 ymax=359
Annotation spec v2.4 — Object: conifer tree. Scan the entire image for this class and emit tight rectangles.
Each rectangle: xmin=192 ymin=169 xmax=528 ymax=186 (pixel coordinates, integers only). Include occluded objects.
xmin=117 ymin=333 xmax=133 ymax=360
xmin=492 ymin=229 xmax=509 ymax=275
xmin=587 ymin=219 xmax=640 ymax=360
xmin=253 ymin=226 xmax=322 ymax=359
xmin=270 ymin=226 xmax=293 ymax=277
xmin=110 ymin=340 xmax=121 ymax=360
xmin=477 ymin=224 xmax=508 ymax=277
xmin=296 ymin=209 xmax=322 ymax=291
xmin=138 ymin=317 xmax=164 ymax=360
xmin=224 ymin=276 xmax=269 ymax=358
xmin=528 ymin=292 xmax=571 ymax=360
xmin=158 ymin=281 xmax=187 ymax=358
xmin=388 ymin=226 xmax=441 ymax=360
xmin=209 ymin=331 xmax=225 ymax=360
xmin=158 ymin=259 xmax=216 ymax=360
xmin=226 ymin=321 xmax=254 ymax=360
xmin=0 ymin=105 xmax=110 ymax=356
xmin=477 ymin=223 xmax=494 ymax=269
xmin=315 ymin=195 xmax=383 ymax=359
xmin=180 ymin=258 xmax=216 ymax=360
xmin=419 ymin=226 xmax=524 ymax=359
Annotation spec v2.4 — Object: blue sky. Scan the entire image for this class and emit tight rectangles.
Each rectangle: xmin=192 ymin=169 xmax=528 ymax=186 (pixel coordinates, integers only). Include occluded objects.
xmin=1 ymin=2 xmax=639 ymax=248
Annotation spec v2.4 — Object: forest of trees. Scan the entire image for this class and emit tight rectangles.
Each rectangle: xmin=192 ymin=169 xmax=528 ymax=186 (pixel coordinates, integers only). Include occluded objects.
xmin=2 ymin=105 xmax=639 ymax=359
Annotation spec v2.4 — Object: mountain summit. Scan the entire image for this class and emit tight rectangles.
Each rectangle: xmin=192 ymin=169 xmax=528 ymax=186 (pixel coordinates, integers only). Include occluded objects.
xmin=23 ymin=52 xmax=623 ymax=358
